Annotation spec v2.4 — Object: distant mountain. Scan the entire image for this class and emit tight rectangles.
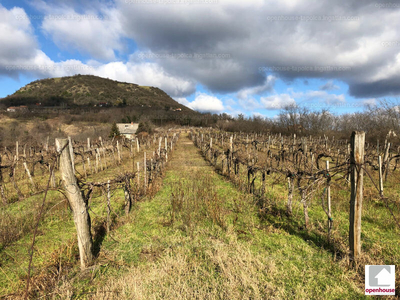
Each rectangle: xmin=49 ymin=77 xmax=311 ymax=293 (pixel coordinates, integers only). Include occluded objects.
xmin=0 ymin=74 xmax=193 ymax=112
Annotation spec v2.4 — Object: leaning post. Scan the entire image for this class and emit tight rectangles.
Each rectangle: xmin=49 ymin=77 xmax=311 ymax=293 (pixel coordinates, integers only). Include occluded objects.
xmin=56 ymin=138 xmax=94 ymax=269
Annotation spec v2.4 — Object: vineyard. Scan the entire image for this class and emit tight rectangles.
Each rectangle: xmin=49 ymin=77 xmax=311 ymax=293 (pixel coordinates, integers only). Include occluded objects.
xmin=0 ymin=128 xmax=399 ymax=299
xmin=191 ymin=129 xmax=400 ymax=254
xmin=0 ymin=131 xmax=179 ymax=298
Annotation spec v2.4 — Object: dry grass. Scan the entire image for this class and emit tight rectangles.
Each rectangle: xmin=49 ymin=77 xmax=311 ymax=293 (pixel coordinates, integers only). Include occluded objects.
xmin=0 ymin=210 xmax=35 ymax=249
xmin=3 ymin=133 xmax=398 ymax=299
xmin=57 ymin=234 xmax=279 ymax=300
xmin=44 ymin=135 xmax=368 ymax=299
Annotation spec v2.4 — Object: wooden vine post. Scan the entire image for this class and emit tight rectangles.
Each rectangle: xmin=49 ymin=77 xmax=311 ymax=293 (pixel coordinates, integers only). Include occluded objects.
xmin=349 ymin=131 xmax=365 ymax=260
xmin=347 ymin=143 xmax=351 ymax=186
xmin=210 ymin=137 xmax=213 ymax=158
xmin=67 ymin=136 xmax=75 ymax=174
xmin=229 ymin=136 xmax=233 ymax=175
xmin=261 ymin=171 xmax=265 ymax=197
xmin=326 ymin=160 xmax=332 ymax=239
xmin=56 ymin=138 xmax=94 ymax=270
xmin=0 ymin=155 xmax=6 ymax=205
xmin=144 ymin=152 xmax=147 ymax=193
xmin=95 ymin=151 xmax=99 ymax=173
xmin=107 ymin=180 xmax=111 ymax=233
xmin=137 ymin=162 xmax=140 ymax=187
xmin=16 ymin=141 xmax=19 ymax=161
xmin=124 ymin=177 xmax=132 ymax=215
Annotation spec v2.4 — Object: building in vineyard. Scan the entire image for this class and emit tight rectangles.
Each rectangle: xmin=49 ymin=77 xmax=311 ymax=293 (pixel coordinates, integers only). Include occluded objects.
xmin=117 ymin=123 xmax=139 ymax=140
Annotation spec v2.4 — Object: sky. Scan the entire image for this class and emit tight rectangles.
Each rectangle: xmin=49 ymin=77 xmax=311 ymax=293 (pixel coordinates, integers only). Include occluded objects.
xmin=0 ymin=0 xmax=400 ymax=118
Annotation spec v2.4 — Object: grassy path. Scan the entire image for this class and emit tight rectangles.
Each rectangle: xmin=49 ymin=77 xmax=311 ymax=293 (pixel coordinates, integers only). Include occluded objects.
xmin=56 ymin=135 xmax=367 ymax=299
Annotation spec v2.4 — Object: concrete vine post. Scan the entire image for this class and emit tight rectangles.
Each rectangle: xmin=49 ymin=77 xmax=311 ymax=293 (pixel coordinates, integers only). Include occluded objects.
xmin=117 ymin=141 xmax=121 ymax=164
xmin=16 ymin=141 xmax=19 ymax=162
xmin=101 ymin=148 xmax=106 ymax=170
xmin=23 ymin=162 xmax=36 ymax=192
xmin=378 ymin=156 xmax=384 ymax=196
xmin=287 ymin=176 xmax=293 ymax=216
xmin=301 ymin=188 xmax=309 ymax=229
xmin=56 ymin=138 xmax=94 ymax=270
xmin=383 ymin=142 xmax=391 ymax=182
xmin=45 ymin=136 xmax=49 ymax=153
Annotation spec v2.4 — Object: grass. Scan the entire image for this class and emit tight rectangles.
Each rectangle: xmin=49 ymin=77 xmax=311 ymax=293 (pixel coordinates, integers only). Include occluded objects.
xmin=49 ymin=136 xmax=373 ymax=299
xmin=1 ymin=133 xmax=399 ymax=299
xmin=0 ymin=140 xmax=164 ymax=298
xmin=139 ymin=86 xmax=152 ymax=91
xmin=197 ymin=132 xmax=400 ymax=295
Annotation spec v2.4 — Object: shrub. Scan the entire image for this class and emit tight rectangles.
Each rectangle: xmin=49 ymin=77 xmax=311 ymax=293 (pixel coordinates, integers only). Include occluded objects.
xmin=136 ymin=121 xmax=154 ymax=134
xmin=109 ymin=122 xmax=121 ymax=138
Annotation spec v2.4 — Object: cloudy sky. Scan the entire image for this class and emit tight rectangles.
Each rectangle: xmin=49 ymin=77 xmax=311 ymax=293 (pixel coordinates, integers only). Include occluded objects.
xmin=0 ymin=0 xmax=400 ymax=117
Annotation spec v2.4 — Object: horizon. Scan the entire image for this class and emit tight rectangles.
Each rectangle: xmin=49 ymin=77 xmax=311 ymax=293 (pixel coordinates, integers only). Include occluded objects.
xmin=1 ymin=1 xmax=400 ymax=118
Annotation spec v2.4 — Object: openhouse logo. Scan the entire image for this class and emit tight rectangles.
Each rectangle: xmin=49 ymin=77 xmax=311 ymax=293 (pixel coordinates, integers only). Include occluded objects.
xmin=365 ymin=265 xmax=396 ymax=296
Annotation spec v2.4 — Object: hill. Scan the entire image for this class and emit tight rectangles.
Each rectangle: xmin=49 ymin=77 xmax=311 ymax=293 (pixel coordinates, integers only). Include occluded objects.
xmin=0 ymin=75 xmax=192 ymax=112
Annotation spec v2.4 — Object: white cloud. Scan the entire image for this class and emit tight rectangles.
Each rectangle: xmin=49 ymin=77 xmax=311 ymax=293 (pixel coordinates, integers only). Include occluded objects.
xmin=93 ymin=61 xmax=196 ymax=97
xmin=238 ymin=98 xmax=262 ymax=111
xmin=187 ymin=93 xmax=224 ymax=113
xmin=261 ymin=94 xmax=296 ymax=110
xmin=0 ymin=4 xmax=195 ymax=99
xmin=4 ymin=58 xmax=196 ymax=98
xmin=237 ymin=75 xmax=276 ymax=100
xmin=41 ymin=7 xmax=123 ymax=60
xmin=303 ymin=90 xmax=346 ymax=105
xmin=225 ymin=98 xmax=236 ymax=106
xmin=290 ymin=89 xmax=346 ymax=106
xmin=360 ymin=98 xmax=377 ymax=107
xmin=115 ymin=0 xmax=400 ymax=98
xmin=252 ymin=112 xmax=266 ymax=119
xmin=173 ymin=97 xmax=190 ymax=106
xmin=5 ymin=0 xmax=400 ymax=106
xmin=0 ymin=5 xmax=39 ymax=73
xmin=225 ymin=105 xmax=234 ymax=112
xmin=319 ymin=80 xmax=340 ymax=91
xmin=226 ymin=110 xmax=244 ymax=118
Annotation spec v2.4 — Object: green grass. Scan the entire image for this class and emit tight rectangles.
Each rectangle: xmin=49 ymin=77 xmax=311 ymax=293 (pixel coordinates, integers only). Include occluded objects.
xmin=52 ymin=136 xmax=371 ymax=299
xmin=1 ymin=133 xmax=398 ymax=299
xmin=0 ymin=143 xmax=160 ymax=298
